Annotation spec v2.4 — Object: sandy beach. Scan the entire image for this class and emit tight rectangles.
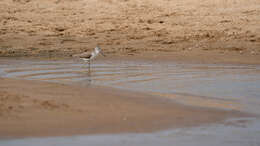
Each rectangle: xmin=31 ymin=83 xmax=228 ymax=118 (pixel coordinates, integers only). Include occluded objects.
xmin=0 ymin=0 xmax=259 ymax=64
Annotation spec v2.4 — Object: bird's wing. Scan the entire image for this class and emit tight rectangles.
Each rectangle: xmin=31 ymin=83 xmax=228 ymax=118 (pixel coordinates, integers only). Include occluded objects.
xmin=73 ymin=52 xmax=92 ymax=58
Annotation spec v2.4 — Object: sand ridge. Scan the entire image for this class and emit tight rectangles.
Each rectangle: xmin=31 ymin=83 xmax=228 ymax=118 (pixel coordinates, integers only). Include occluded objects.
xmin=0 ymin=77 xmax=247 ymax=138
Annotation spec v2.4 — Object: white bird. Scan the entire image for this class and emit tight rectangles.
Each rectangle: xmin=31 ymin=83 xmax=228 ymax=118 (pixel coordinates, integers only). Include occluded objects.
xmin=73 ymin=46 xmax=105 ymax=67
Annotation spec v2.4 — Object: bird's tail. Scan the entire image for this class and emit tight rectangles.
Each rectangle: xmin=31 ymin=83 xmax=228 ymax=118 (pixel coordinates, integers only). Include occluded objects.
xmin=72 ymin=54 xmax=82 ymax=58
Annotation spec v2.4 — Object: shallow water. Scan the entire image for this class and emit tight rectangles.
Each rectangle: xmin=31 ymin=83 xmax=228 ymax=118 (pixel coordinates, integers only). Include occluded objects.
xmin=1 ymin=117 xmax=260 ymax=146
xmin=0 ymin=58 xmax=259 ymax=112
xmin=0 ymin=58 xmax=260 ymax=146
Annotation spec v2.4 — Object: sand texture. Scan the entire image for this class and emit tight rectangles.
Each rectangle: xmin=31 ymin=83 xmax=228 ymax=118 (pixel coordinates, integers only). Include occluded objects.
xmin=0 ymin=0 xmax=259 ymax=64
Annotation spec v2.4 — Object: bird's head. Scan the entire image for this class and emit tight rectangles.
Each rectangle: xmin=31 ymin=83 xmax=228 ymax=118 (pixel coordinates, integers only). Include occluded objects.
xmin=95 ymin=46 xmax=101 ymax=52
xmin=95 ymin=46 xmax=106 ymax=57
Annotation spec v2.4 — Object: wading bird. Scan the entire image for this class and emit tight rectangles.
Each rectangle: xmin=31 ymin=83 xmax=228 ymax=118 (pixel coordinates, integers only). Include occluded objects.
xmin=73 ymin=46 xmax=105 ymax=67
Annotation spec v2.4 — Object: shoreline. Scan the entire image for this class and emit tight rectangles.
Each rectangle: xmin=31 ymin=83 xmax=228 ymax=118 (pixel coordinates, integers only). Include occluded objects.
xmin=0 ymin=77 xmax=248 ymax=139
xmin=1 ymin=51 xmax=260 ymax=66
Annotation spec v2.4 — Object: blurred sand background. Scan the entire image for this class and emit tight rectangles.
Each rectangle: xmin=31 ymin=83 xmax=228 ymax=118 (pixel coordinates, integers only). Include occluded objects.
xmin=0 ymin=0 xmax=259 ymax=63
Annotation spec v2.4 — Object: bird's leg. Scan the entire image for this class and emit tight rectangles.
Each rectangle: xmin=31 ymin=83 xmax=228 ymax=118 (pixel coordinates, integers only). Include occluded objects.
xmin=88 ymin=60 xmax=90 ymax=69
xmin=87 ymin=66 xmax=91 ymax=85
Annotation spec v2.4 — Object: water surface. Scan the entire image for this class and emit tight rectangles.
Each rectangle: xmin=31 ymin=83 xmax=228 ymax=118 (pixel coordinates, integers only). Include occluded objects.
xmin=0 ymin=58 xmax=260 ymax=146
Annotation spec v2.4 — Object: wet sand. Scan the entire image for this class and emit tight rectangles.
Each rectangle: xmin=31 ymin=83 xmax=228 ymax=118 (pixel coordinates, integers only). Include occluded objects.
xmin=0 ymin=77 xmax=246 ymax=138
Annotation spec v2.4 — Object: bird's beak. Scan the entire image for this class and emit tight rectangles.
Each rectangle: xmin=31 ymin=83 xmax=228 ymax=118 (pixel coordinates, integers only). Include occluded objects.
xmin=100 ymin=51 xmax=106 ymax=57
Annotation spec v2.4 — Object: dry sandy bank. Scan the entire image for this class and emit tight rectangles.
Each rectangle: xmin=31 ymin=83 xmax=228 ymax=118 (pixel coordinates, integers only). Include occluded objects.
xmin=0 ymin=0 xmax=259 ymax=64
